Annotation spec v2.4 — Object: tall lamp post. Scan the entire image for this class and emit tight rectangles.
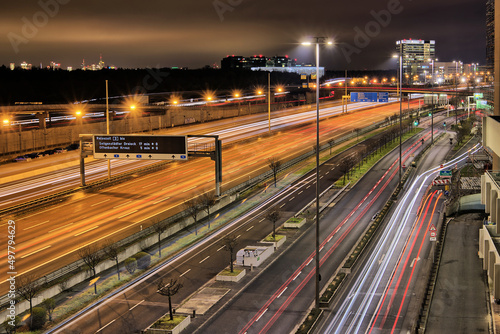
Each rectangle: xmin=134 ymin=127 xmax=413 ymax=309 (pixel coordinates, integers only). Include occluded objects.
xmin=429 ymin=58 xmax=437 ymax=144
xmin=395 ymin=41 xmax=403 ymax=188
xmin=302 ymin=37 xmax=332 ymax=309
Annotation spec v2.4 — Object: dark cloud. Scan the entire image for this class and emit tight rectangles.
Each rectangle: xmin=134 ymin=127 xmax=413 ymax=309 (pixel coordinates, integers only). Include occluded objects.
xmin=0 ymin=0 xmax=486 ymax=69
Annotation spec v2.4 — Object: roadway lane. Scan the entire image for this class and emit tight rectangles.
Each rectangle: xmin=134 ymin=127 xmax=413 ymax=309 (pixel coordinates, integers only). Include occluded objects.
xmin=318 ymin=136 xmax=482 ymax=333
xmin=52 ymin=127 xmax=380 ymax=334
xmin=196 ymin=131 xmax=434 ymax=334
xmin=0 ymin=100 xmax=419 ymax=294
xmin=0 ymin=100 xmax=384 ymax=209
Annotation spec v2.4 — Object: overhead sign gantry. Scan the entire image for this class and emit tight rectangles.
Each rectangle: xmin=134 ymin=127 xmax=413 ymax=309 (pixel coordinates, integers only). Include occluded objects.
xmin=79 ymin=134 xmax=223 ymax=196
xmin=93 ymin=134 xmax=188 ymax=160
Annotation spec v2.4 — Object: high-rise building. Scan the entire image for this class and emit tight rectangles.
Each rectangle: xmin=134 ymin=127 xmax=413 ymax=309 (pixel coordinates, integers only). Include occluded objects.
xmin=486 ymin=0 xmax=494 ymax=70
xmin=9 ymin=63 xmax=15 ymax=70
xmin=396 ymin=39 xmax=436 ymax=84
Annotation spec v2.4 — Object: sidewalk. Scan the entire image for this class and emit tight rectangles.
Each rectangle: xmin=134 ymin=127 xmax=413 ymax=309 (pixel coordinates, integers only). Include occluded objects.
xmin=425 ymin=214 xmax=492 ymax=334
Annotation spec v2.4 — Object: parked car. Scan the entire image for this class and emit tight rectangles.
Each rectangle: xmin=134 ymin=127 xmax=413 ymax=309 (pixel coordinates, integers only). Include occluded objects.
xmin=13 ymin=155 xmax=30 ymax=162
xmin=41 ymin=149 xmax=56 ymax=156
xmin=26 ymin=152 xmax=42 ymax=159
xmin=54 ymin=147 xmax=67 ymax=153
xmin=65 ymin=143 xmax=79 ymax=151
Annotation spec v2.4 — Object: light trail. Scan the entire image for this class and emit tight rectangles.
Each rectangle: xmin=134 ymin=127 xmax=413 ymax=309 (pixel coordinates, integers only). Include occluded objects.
xmin=324 ymin=143 xmax=481 ymax=334
xmin=238 ymin=131 xmax=430 ymax=334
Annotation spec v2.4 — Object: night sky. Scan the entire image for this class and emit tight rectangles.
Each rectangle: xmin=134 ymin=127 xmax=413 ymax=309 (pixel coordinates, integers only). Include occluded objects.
xmin=0 ymin=0 xmax=487 ymax=70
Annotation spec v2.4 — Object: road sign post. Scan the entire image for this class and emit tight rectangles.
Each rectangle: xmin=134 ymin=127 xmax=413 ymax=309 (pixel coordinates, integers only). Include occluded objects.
xmin=93 ymin=135 xmax=188 ymax=160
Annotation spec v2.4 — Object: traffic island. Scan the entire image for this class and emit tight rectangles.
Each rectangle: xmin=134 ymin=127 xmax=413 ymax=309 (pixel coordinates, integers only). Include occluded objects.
xmin=284 ymin=217 xmax=307 ymax=229
xmin=215 ymin=268 xmax=246 ymax=282
xmin=143 ymin=314 xmax=190 ymax=334
xmin=319 ymin=272 xmax=346 ymax=308
xmin=176 ymin=287 xmax=230 ymax=316
xmin=261 ymin=234 xmax=286 ymax=249
xmin=295 ymin=308 xmax=323 ymax=334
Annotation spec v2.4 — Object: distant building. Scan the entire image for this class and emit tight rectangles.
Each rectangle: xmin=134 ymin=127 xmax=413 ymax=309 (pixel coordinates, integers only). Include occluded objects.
xmin=9 ymin=63 xmax=15 ymax=70
xmin=20 ymin=62 xmax=32 ymax=70
xmin=396 ymin=39 xmax=436 ymax=84
xmin=67 ymin=66 xmax=73 ymax=72
xmin=251 ymin=65 xmax=324 ymax=78
xmin=50 ymin=61 xmax=61 ymax=70
xmin=221 ymin=54 xmax=297 ymax=70
xmin=486 ymin=0 xmax=494 ymax=70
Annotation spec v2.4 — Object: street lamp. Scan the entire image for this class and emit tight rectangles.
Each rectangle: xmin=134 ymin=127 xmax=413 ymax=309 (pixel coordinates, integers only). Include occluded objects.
xmin=396 ymin=42 xmax=403 ymax=188
xmin=428 ymin=58 xmax=438 ymax=144
xmin=302 ymin=36 xmax=332 ymax=309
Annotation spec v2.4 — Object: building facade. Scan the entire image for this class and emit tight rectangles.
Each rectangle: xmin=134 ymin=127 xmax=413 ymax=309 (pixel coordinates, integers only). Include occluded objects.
xmin=396 ymin=39 xmax=436 ymax=84
xmin=487 ymin=0 xmax=495 ymax=71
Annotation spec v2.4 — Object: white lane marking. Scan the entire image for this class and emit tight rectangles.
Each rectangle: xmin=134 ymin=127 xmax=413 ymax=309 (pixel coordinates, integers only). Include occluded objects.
xmin=298 ymin=191 xmax=303 ymax=195
xmin=259 ymin=218 xmax=265 ymax=223
xmin=74 ymin=226 xmax=99 ymax=237
xmin=118 ymin=210 xmax=138 ymax=219
xmin=255 ymin=308 xmax=268 ymax=322
xmin=217 ymin=246 xmax=225 ymax=252
xmin=246 ymin=226 xmax=254 ymax=231
xmin=142 ymin=182 xmax=157 ymax=189
xmin=289 ymin=196 xmax=295 ymax=202
xmin=24 ymin=220 xmax=50 ymax=231
xmin=153 ymin=197 xmax=170 ymax=204
xmin=279 ymin=203 xmax=286 ymax=208
xmin=95 ymin=319 xmax=116 ymax=332
xmin=293 ymin=271 xmax=302 ymax=281
xmin=182 ymin=186 xmax=196 ymax=193
xmin=199 ymin=256 xmax=210 ymax=264
xmin=21 ymin=245 xmax=51 ymax=259
xmin=410 ymin=257 xmax=420 ymax=268
xmin=113 ymin=200 xmax=132 ymax=209
xmin=235 ymin=234 xmax=241 ymax=239
xmin=91 ymin=199 xmax=111 ymax=207
xmin=180 ymin=269 xmax=191 ymax=277
xmin=306 ymin=258 xmax=313 ymax=266
xmin=277 ymin=287 xmax=288 ymax=299
xmin=129 ymin=300 xmax=144 ymax=311
xmin=378 ymin=254 xmax=386 ymax=265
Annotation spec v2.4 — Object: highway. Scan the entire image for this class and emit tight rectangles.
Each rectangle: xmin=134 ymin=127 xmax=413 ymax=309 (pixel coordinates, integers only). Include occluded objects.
xmin=50 ymin=118 xmax=431 ymax=334
xmin=197 ymin=129 xmax=435 ymax=334
xmin=317 ymin=136 xmax=481 ymax=333
xmin=0 ymin=99 xmax=421 ymax=295
xmin=0 ymin=100 xmax=382 ymax=209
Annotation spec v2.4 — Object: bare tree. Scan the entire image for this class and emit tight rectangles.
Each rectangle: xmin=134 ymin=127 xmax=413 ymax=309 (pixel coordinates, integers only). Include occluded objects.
xmin=152 ymin=220 xmax=169 ymax=257
xmin=17 ymin=274 xmax=42 ymax=329
xmin=78 ymin=244 xmax=102 ymax=294
xmin=267 ymin=157 xmax=282 ymax=187
xmin=199 ymin=192 xmax=217 ymax=228
xmin=103 ymin=239 xmax=121 ymax=280
xmin=41 ymin=298 xmax=56 ymax=322
xmin=354 ymin=128 xmax=361 ymax=141
xmin=340 ymin=155 xmax=354 ymax=184
xmin=328 ymin=139 xmax=335 ymax=155
xmin=184 ymin=198 xmax=201 ymax=235
xmin=222 ymin=234 xmax=238 ymax=273
xmin=157 ymin=278 xmax=183 ymax=321
xmin=125 ymin=258 xmax=137 ymax=275
xmin=266 ymin=206 xmax=282 ymax=241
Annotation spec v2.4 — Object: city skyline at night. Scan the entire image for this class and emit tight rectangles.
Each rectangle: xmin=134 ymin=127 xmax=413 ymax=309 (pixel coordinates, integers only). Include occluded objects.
xmin=0 ymin=0 xmax=487 ymax=70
